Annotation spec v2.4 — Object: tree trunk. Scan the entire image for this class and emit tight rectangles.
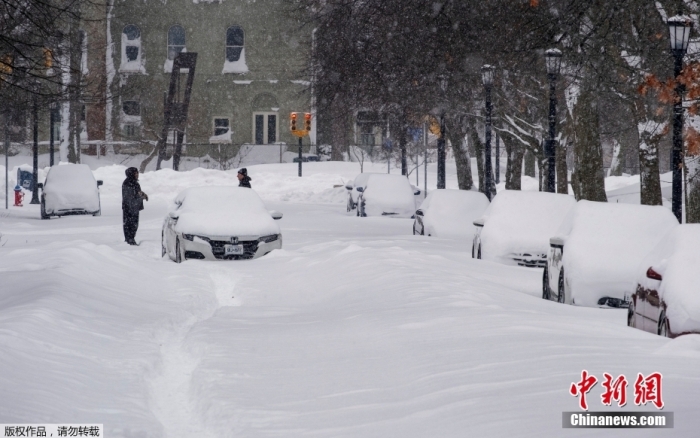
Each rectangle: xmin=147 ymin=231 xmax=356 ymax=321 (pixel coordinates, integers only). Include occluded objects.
xmin=523 ymin=149 xmax=536 ymax=177
xmin=687 ymin=156 xmax=700 ymax=223
xmin=633 ymin=98 xmax=664 ymax=206
xmin=503 ymin=135 xmax=523 ymax=190
xmin=451 ymin=134 xmax=473 ymax=190
xmin=607 ymin=140 xmax=622 ymax=177
xmin=571 ymin=85 xmax=607 ymax=202
xmin=67 ymin=7 xmax=82 ymax=164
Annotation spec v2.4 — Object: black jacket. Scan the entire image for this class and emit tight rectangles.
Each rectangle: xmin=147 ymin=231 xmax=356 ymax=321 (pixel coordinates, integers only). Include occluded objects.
xmin=122 ymin=177 xmax=144 ymax=213
xmin=239 ymin=176 xmax=252 ymax=188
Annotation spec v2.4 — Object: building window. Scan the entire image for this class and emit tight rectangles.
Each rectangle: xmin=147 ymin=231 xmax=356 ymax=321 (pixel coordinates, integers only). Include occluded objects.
xmin=226 ymin=26 xmax=244 ymax=62
xmin=214 ymin=118 xmax=229 ymax=136
xmin=167 ymin=25 xmax=186 ymax=60
xmin=124 ymin=124 xmax=137 ymax=137
xmin=123 ymin=25 xmax=141 ymax=62
xmin=253 ymin=112 xmax=277 ymax=145
xmin=122 ymin=101 xmax=140 ymax=116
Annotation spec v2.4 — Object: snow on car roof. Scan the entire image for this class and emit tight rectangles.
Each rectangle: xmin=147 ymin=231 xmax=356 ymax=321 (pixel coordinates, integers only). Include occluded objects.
xmin=564 ymin=201 xmax=678 ymax=306
xmin=47 ymin=163 xmax=97 ymax=183
xmin=480 ymin=190 xmax=576 ymax=260
xmin=419 ymin=189 xmax=490 ymax=238
xmin=172 ymin=186 xmax=280 ymax=237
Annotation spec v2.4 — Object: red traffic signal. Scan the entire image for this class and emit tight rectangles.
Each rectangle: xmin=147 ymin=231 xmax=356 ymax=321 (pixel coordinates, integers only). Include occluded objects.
xmin=290 ymin=112 xmax=298 ymax=132
xmin=304 ymin=113 xmax=312 ymax=132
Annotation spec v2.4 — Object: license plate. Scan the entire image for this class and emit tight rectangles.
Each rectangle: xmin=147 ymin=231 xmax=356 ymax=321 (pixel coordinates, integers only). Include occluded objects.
xmin=224 ymin=244 xmax=244 ymax=255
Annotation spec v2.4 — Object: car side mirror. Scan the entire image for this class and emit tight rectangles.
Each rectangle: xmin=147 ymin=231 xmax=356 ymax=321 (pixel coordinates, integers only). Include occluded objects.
xmin=473 ymin=218 xmax=485 ymax=227
xmin=549 ymin=236 xmax=565 ymax=248
xmin=97 ymin=180 xmax=103 ymax=187
xmin=37 ymin=183 xmax=43 ymax=189
xmin=414 ymin=190 xmax=421 ymax=196
xmin=415 ymin=209 xmax=424 ymax=217
xmin=270 ymin=211 xmax=283 ymax=220
xmin=646 ymin=267 xmax=663 ymax=281
xmin=356 ymin=187 xmax=364 ymax=193
xmin=168 ymin=211 xmax=179 ymax=219
xmin=345 ymin=184 xmax=353 ymax=191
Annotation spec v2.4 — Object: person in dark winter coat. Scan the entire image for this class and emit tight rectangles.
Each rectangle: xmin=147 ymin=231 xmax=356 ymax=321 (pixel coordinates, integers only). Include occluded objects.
xmin=122 ymin=167 xmax=148 ymax=245
xmin=237 ymin=168 xmax=252 ymax=188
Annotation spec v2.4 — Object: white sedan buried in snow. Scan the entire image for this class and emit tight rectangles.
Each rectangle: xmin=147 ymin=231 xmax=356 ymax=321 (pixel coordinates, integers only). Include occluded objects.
xmin=413 ymin=189 xmax=489 ymax=237
xmin=356 ymin=174 xmax=420 ymax=218
xmin=544 ymin=201 xmax=677 ymax=308
xmin=38 ymin=164 xmax=103 ymax=219
xmin=472 ymin=190 xmax=576 ymax=267
xmin=628 ymin=225 xmax=700 ymax=338
xmin=162 ymin=186 xmax=283 ymax=262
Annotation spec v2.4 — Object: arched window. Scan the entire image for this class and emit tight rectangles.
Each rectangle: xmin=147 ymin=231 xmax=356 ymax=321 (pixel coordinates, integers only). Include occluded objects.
xmin=123 ymin=25 xmax=141 ymax=62
xmin=167 ymin=25 xmax=185 ymax=60
xmin=226 ymin=26 xmax=244 ymax=62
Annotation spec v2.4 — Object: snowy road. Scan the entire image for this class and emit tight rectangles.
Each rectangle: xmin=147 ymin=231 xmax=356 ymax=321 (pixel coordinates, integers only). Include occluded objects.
xmin=1 ymin=164 xmax=699 ymax=437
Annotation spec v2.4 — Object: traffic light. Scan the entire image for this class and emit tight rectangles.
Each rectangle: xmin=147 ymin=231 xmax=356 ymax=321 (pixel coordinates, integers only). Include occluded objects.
xmin=304 ymin=113 xmax=312 ymax=133
xmin=290 ymin=112 xmax=298 ymax=133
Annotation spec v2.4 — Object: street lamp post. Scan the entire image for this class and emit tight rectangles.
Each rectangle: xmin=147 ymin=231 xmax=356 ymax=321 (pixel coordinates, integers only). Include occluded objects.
xmin=437 ymin=113 xmax=446 ymax=189
xmin=30 ymin=94 xmax=40 ymax=204
xmin=437 ymin=76 xmax=448 ymax=189
xmin=545 ymin=48 xmax=562 ymax=194
xmin=668 ymin=15 xmax=693 ymax=223
xmin=49 ymin=103 xmax=57 ymax=166
xmin=482 ymin=65 xmax=495 ymax=201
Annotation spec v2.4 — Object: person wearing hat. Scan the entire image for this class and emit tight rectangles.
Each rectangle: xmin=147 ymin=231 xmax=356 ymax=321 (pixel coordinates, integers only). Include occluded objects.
xmin=122 ymin=167 xmax=148 ymax=245
xmin=237 ymin=168 xmax=252 ymax=188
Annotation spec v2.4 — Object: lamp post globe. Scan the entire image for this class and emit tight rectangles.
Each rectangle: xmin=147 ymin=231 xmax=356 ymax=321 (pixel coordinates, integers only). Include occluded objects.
xmin=481 ymin=64 xmax=494 ymax=87
xmin=668 ymin=14 xmax=693 ymax=222
xmin=545 ymin=49 xmax=562 ymax=77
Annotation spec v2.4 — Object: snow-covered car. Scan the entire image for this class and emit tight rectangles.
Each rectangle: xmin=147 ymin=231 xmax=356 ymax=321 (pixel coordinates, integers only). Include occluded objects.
xmin=162 ymin=186 xmax=283 ymax=262
xmin=472 ymin=190 xmax=576 ymax=267
xmin=544 ymin=201 xmax=677 ymax=308
xmin=628 ymin=225 xmax=700 ymax=337
xmin=356 ymin=174 xmax=419 ymax=218
xmin=38 ymin=164 xmax=103 ymax=219
xmin=414 ymin=189 xmax=489 ymax=238
xmin=344 ymin=172 xmax=379 ymax=212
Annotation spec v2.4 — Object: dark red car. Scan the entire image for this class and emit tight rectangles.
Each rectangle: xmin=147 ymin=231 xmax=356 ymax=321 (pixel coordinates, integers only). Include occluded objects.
xmin=628 ymin=225 xmax=700 ymax=338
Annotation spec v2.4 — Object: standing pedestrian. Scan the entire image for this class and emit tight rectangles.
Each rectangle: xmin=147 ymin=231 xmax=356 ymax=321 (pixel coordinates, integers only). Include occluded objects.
xmin=237 ymin=168 xmax=252 ymax=188
xmin=122 ymin=167 xmax=148 ymax=245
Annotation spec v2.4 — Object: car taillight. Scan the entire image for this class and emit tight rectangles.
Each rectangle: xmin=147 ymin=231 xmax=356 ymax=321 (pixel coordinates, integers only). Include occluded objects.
xmin=646 ymin=267 xmax=663 ymax=281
